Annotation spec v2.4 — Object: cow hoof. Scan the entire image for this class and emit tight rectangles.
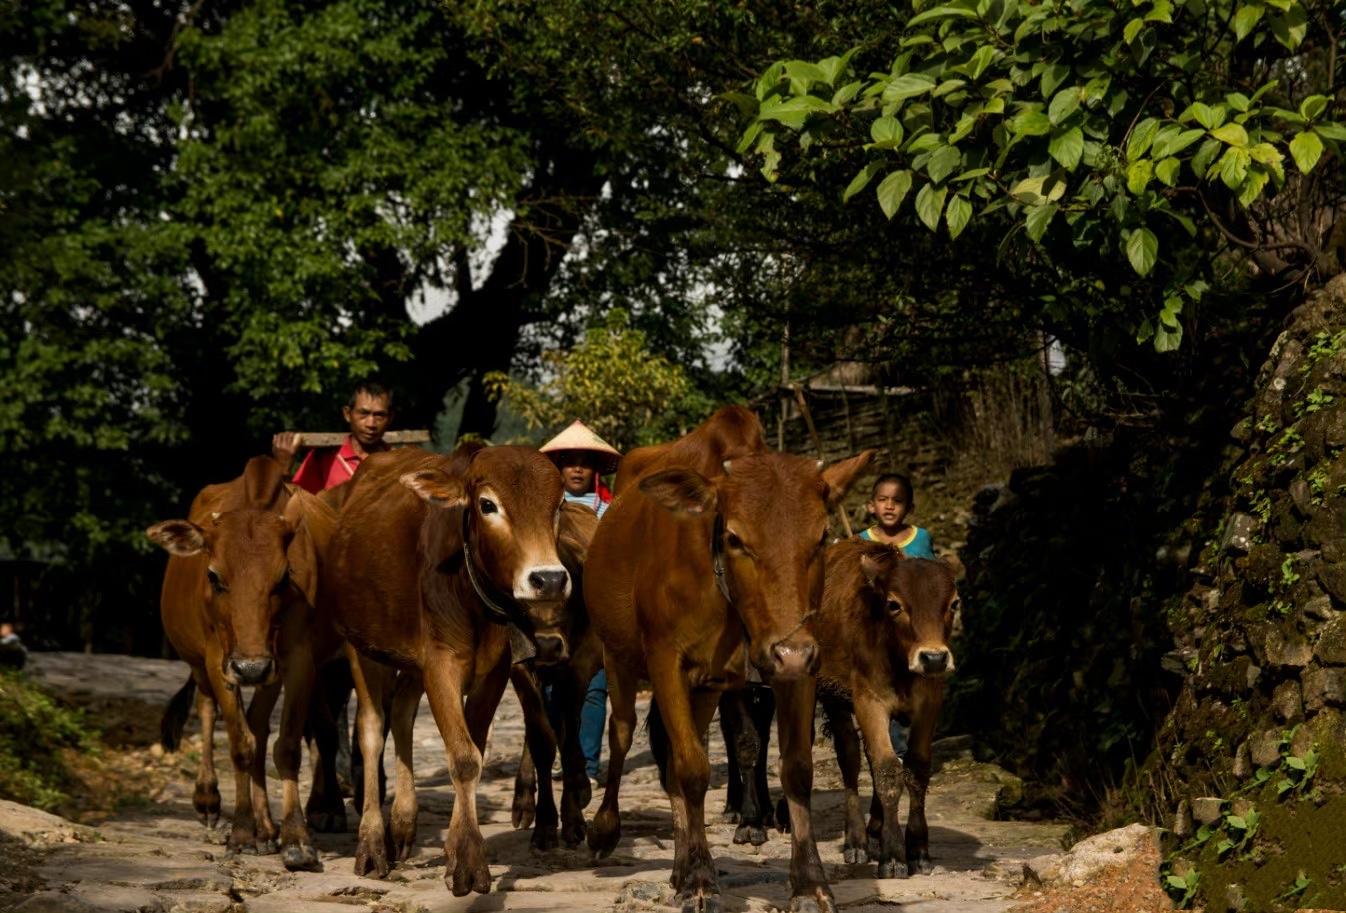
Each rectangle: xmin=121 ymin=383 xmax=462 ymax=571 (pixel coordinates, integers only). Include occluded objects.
xmin=876 ymin=860 xmax=909 ymax=879
xmin=912 ymin=858 xmax=935 ymax=876
xmin=676 ymin=890 xmax=722 ymax=913
xmin=721 ymin=809 xmax=741 ymax=824
xmin=282 ymin=844 xmax=322 ymax=872
xmin=446 ymin=862 xmax=491 ymax=896
xmin=842 ymin=847 xmax=866 ymax=865
xmin=531 ymin=826 xmax=559 ymax=852
xmin=587 ymin=810 xmax=620 ymax=859
xmin=733 ymin=824 xmax=768 ymax=846
xmin=560 ymin=811 xmax=587 ymax=849
xmin=353 ymin=841 xmax=390 ymax=879
xmin=790 ymin=892 xmax=837 ymax=913
xmin=512 ymin=795 xmax=536 ymax=830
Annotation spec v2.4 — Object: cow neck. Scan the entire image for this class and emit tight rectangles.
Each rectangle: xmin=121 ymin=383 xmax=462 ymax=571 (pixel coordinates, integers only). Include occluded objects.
xmin=459 ymin=508 xmax=537 ymax=664
xmin=712 ymin=512 xmax=762 ymax=685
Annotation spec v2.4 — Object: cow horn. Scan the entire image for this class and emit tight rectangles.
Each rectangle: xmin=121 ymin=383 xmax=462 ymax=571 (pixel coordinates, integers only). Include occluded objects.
xmin=722 ymin=460 xmax=733 ymax=476
xmin=210 ymin=512 xmax=222 ymax=524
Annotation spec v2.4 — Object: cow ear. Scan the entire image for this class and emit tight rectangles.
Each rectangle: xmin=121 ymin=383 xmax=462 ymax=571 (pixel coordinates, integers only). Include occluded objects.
xmin=147 ymin=520 xmax=208 ymax=557
xmin=557 ymin=501 xmax=598 ymax=579
xmin=639 ymin=468 xmax=717 ymax=516
xmin=401 ymin=469 xmax=468 ymax=508
xmin=821 ymin=449 xmax=876 ymax=509
xmin=859 ymin=542 xmax=899 ymax=589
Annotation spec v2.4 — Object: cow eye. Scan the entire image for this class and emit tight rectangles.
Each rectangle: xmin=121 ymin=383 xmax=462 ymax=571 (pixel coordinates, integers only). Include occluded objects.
xmin=885 ymin=598 xmax=902 ymax=616
xmin=207 ymin=569 xmax=227 ymax=594
xmin=725 ymin=531 xmax=744 ymax=551
xmin=479 ymin=498 xmax=498 ymax=515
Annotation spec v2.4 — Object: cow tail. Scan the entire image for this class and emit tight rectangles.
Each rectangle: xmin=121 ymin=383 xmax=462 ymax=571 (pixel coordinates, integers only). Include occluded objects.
xmin=645 ymin=697 xmax=670 ymax=792
xmin=161 ymin=676 xmax=196 ymax=753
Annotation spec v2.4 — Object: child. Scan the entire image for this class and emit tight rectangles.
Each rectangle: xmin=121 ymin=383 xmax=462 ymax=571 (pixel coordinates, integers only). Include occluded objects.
xmin=857 ymin=472 xmax=937 ymax=758
xmin=859 ymin=473 xmax=936 ymax=559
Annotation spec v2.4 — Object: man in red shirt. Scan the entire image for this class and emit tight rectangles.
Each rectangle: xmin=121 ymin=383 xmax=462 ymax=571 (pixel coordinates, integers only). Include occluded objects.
xmin=272 ymin=382 xmax=394 ymax=493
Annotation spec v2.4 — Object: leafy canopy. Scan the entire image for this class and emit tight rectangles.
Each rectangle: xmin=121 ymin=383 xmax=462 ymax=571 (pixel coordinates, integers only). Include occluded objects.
xmin=485 ymin=309 xmax=708 ymax=451
xmin=743 ymin=0 xmax=1346 ymax=353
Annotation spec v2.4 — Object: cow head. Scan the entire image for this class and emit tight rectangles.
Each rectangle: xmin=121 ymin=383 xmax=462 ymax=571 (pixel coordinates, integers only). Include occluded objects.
xmin=401 ymin=445 xmax=574 ymax=665
xmin=859 ymin=544 xmax=958 ymax=677
xmin=640 ymin=449 xmax=874 ymax=681
xmin=147 ymin=509 xmax=299 ymax=687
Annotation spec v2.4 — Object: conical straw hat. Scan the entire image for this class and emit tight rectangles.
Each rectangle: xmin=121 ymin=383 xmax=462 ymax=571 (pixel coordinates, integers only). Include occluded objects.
xmin=539 ymin=420 xmax=622 ymax=474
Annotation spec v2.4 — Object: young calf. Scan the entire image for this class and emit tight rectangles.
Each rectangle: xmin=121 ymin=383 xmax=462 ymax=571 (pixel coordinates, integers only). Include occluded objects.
xmin=813 ymin=539 xmax=958 ymax=878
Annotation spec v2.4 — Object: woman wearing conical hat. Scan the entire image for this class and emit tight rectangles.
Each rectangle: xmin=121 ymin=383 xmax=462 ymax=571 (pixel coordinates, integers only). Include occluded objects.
xmin=539 ymin=420 xmax=621 ymax=518
xmin=538 ymin=420 xmax=622 ymax=784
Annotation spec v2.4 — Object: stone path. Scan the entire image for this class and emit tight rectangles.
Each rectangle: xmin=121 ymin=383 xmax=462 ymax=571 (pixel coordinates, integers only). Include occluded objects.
xmin=5 ymin=653 xmax=1068 ymax=913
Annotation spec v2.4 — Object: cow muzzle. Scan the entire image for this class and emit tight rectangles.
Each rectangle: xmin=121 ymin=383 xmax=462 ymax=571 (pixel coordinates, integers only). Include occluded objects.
xmin=911 ymin=647 xmax=954 ymax=676
xmin=227 ymin=654 xmax=275 ymax=686
xmin=766 ymin=635 xmax=819 ymax=681
xmin=533 ymin=633 xmax=570 ymax=666
xmin=516 ymin=564 xmax=570 ymax=601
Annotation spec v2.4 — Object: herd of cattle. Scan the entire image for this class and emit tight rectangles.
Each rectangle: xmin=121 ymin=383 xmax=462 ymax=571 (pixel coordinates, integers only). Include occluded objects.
xmin=144 ymin=406 xmax=959 ymax=913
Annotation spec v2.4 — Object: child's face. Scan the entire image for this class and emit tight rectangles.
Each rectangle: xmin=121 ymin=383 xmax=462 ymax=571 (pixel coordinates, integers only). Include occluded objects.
xmin=867 ymin=482 xmax=911 ymax=530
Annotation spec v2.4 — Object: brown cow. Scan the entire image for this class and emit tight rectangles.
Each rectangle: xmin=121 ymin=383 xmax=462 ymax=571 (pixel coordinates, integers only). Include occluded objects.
xmin=813 ymin=539 xmax=958 ymax=878
xmin=149 ymin=456 xmax=341 ymax=871
xmin=584 ymin=406 xmax=872 ymax=913
xmin=323 ymin=444 xmax=584 ymax=894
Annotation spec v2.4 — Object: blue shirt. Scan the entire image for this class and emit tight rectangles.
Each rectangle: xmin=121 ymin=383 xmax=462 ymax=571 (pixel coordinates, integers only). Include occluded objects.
xmin=564 ymin=490 xmax=608 ymax=518
xmin=858 ymin=525 xmax=935 ymax=559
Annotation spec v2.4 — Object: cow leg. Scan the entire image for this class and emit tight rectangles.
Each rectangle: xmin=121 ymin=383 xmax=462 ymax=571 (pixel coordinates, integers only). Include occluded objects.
xmin=651 ymin=666 xmax=719 ymax=913
xmin=775 ymin=676 xmax=835 ymax=913
xmin=854 ymin=695 xmax=907 ymax=879
xmin=203 ymin=649 xmax=261 ymax=856
xmin=387 ymin=671 xmax=424 ymax=862
xmin=820 ymin=698 xmax=867 ymax=865
xmin=749 ymin=686 xmax=777 ymax=833
xmin=275 ymin=645 xmax=322 ymax=872
xmin=557 ymin=663 xmax=596 ymax=848
xmin=588 ymin=656 xmax=637 ymax=859
xmin=423 ymin=648 xmax=492 ymax=896
xmin=510 ymin=665 xmax=559 ymax=850
xmin=903 ymin=682 xmax=942 ymax=875
xmin=191 ymin=674 xmax=222 ymax=829
xmin=508 ymin=666 xmax=541 ymax=831
xmin=718 ymin=692 xmax=743 ymax=824
xmin=306 ymin=659 xmax=350 ymax=834
xmin=349 ymin=650 xmax=396 ymax=878
xmin=720 ymin=690 xmax=770 ymax=847
xmin=244 ymin=682 xmax=283 ymax=854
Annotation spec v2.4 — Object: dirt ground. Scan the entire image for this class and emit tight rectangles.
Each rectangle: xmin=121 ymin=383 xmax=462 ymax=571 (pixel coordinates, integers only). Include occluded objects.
xmin=0 ymin=652 xmax=1167 ymax=913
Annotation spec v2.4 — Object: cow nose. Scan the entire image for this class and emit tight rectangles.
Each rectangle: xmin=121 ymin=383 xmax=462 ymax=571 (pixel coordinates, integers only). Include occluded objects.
xmin=534 ymin=634 xmax=569 ymax=665
xmin=229 ymin=656 xmax=274 ymax=685
xmin=769 ymin=638 xmax=818 ymax=680
xmin=527 ymin=568 xmax=569 ymax=599
xmin=918 ymin=649 xmax=950 ymax=675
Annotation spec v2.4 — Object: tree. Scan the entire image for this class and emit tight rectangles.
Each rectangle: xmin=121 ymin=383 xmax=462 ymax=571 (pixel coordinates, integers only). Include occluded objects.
xmin=741 ymin=0 xmax=1346 ymax=359
xmin=484 ymin=309 xmax=709 ymax=451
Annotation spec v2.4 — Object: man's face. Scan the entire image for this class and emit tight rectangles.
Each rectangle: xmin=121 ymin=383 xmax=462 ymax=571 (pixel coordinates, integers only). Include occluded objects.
xmin=343 ymin=392 xmax=392 ymax=447
xmin=555 ymin=450 xmax=597 ymax=496
xmin=867 ymin=482 xmax=911 ymax=529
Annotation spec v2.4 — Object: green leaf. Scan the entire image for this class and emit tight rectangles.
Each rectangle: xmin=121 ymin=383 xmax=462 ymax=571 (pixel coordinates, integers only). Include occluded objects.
xmin=1049 ymin=126 xmax=1085 ymax=169
xmin=1040 ymin=63 xmax=1070 ymax=99
xmin=1314 ymin=122 xmax=1346 ymax=141
xmin=883 ymin=73 xmax=938 ymax=103
xmin=1145 ymin=0 xmax=1173 ymax=22
xmin=1025 ymin=202 xmax=1058 ymax=241
xmin=965 ymin=45 xmax=996 ymax=80
xmin=1127 ymin=227 xmax=1158 ymax=276
xmin=1153 ymin=128 xmax=1208 ymax=159
xmin=1193 ymin=138 xmax=1222 ymax=177
xmin=1248 ymin=143 xmax=1283 ymax=165
xmin=1285 ymin=755 xmax=1307 ymax=770
xmin=1155 ymin=320 xmax=1182 ymax=352
xmin=932 ymin=79 xmax=968 ymax=98
xmin=1048 ymin=88 xmax=1081 ymax=125
xmin=1155 ymin=157 xmax=1181 ymax=186
xmin=1210 ymin=123 xmax=1249 ymax=146
xmin=843 ymin=161 xmax=885 ymax=202
xmin=876 ymin=169 xmax=914 ymax=219
xmin=1124 ymin=18 xmax=1145 ymax=43
xmin=1165 ymin=875 xmax=1190 ymax=890
xmin=870 ymin=116 xmax=906 ymax=147
xmin=1009 ymin=174 xmax=1066 ymax=203
xmin=783 ymin=61 xmax=827 ymax=88
xmin=908 ymin=5 xmax=981 ymax=26
xmin=832 ymin=81 xmax=863 ymax=106
xmin=1289 ymin=130 xmax=1324 ymax=172
xmin=1127 ymin=118 xmax=1161 ymax=159
xmin=1187 ymin=102 xmax=1222 ymax=130
xmin=1232 ymin=4 xmax=1264 ymax=40
xmin=1127 ymin=158 xmax=1154 ymax=194
xmin=927 ymin=145 xmax=963 ymax=184
xmin=1269 ymin=4 xmax=1308 ymax=49
xmin=1226 ymin=815 xmax=1247 ymax=830
xmin=1014 ymin=111 xmax=1053 ymax=136
xmin=1225 ymin=92 xmax=1251 ymax=113
xmin=946 ymin=194 xmax=973 ymax=239
xmin=1218 ymin=146 xmax=1251 ymax=188
xmin=1238 ymin=167 xmax=1270 ymax=206
xmin=915 ymin=182 xmax=948 ymax=231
